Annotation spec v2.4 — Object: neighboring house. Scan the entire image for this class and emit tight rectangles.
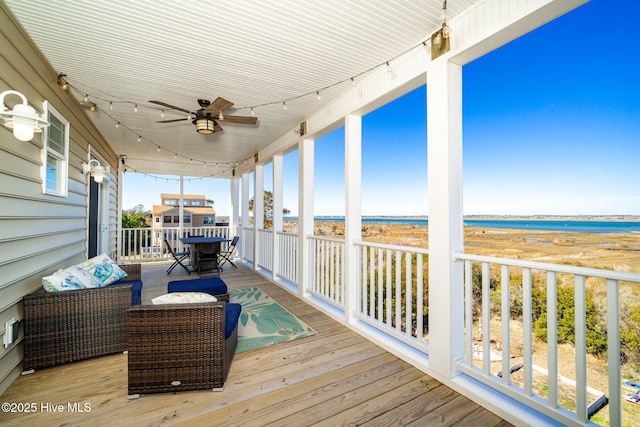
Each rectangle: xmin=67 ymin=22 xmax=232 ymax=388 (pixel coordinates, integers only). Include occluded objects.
xmin=151 ymin=194 xmax=216 ymax=250
xmin=152 ymin=193 xmax=216 ymax=229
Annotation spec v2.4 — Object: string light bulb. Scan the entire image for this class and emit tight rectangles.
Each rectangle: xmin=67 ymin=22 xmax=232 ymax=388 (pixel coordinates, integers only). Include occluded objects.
xmin=250 ymin=107 xmax=255 ymax=116
xmin=283 ymin=102 xmax=287 ymax=111
xmin=351 ymin=77 xmax=356 ymax=86
xmin=115 ymin=121 xmax=120 ymax=128
xmin=386 ymin=62 xmax=392 ymax=73
xmin=57 ymin=73 xmax=68 ymax=90
xmin=134 ymin=104 xmax=138 ymax=113
xmin=161 ymin=110 xmax=165 ymax=118
xmin=83 ymin=94 xmax=89 ymax=103
xmin=316 ymin=91 xmax=322 ymax=101
xmin=174 ymin=153 xmax=177 ymax=159
xmin=156 ymin=146 xmax=160 ymax=152
xmin=137 ymin=135 xmax=142 ymax=143
xmin=441 ymin=0 xmax=450 ymax=39
xmin=109 ymin=101 xmax=113 ymax=110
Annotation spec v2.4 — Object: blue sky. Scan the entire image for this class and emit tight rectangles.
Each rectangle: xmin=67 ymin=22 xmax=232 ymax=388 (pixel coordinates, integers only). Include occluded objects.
xmin=124 ymin=0 xmax=639 ymax=217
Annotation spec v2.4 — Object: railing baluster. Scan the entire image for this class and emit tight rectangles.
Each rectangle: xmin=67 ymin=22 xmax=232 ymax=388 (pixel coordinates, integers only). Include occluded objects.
xmin=395 ymin=250 xmax=401 ymax=334
xmin=547 ymin=271 xmax=558 ymax=409
xmin=522 ymin=267 xmax=533 ymax=396
xmin=465 ymin=260 xmax=473 ymax=367
xmin=482 ymin=262 xmax=491 ymax=375
xmin=405 ymin=251 xmax=412 ymax=338
xmin=574 ymin=274 xmax=587 ymax=423
xmin=417 ymin=253 xmax=423 ymax=343
xmin=607 ymin=278 xmax=621 ymax=427
xmin=377 ymin=248 xmax=383 ymax=323
xmin=386 ymin=249 xmax=392 ymax=327
xmin=501 ymin=265 xmax=510 ymax=386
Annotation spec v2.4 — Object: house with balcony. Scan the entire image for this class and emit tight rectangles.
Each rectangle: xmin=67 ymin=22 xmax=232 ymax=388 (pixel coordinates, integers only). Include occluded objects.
xmin=1 ymin=0 xmax=638 ymax=425
xmin=151 ymin=193 xmax=216 ymax=250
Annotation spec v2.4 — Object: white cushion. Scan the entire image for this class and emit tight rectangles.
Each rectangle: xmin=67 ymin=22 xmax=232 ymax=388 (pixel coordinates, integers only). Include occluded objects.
xmin=151 ymin=292 xmax=218 ymax=305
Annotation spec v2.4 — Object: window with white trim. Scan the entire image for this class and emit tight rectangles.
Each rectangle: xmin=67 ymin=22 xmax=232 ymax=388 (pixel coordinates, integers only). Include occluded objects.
xmin=42 ymin=102 xmax=69 ymax=196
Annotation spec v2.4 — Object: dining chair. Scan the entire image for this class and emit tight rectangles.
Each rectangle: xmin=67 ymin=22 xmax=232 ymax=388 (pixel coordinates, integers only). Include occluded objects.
xmin=218 ymin=236 xmax=239 ymax=270
xmin=197 ymin=241 xmax=220 ymax=276
xmin=164 ymin=239 xmax=190 ymax=275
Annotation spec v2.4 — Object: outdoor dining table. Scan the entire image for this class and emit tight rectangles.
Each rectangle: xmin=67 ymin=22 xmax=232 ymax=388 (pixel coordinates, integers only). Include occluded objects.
xmin=179 ymin=236 xmax=229 ymax=273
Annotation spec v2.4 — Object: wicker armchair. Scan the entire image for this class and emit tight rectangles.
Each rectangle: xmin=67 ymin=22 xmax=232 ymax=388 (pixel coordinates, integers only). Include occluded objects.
xmin=127 ymin=301 xmax=241 ymax=397
xmin=22 ymin=264 xmax=141 ymax=372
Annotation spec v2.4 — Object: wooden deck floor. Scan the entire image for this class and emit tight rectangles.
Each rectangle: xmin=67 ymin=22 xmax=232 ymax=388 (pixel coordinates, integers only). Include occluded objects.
xmin=1 ymin=262 xmax=510 ymax=426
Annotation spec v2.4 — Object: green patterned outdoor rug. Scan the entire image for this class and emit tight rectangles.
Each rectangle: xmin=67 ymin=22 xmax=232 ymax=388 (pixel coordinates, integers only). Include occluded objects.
xmin=229 ymin=287 xmax=317 ymax=353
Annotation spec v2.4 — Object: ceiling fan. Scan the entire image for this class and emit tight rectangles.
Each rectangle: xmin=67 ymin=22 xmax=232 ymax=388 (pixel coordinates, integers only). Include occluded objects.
xmin=149 ymin=97 xmax=257 ymax=135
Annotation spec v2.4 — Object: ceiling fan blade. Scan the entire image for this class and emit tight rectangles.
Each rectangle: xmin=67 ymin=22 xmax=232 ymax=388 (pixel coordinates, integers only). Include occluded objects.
xmin=214 ymin=123 xmax=224 ymax=132
xmin=149 ymin=100 xmax=192 ymax=114
xmin=220 ymin=115 xmax=258 ymax=125
xmin=156 ymin=118 xmax=189 ymax=123
xmin=205 ymin=97 xmax=234 ymax=113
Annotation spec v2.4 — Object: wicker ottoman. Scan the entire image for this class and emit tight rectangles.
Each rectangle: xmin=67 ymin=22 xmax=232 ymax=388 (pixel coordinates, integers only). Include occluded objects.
xmin=167 ymin=277 xmax=229 ymax=302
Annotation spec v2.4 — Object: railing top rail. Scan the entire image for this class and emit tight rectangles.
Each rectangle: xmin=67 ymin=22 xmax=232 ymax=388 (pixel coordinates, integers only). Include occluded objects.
xmin=354 ymin=240 xmax=430 ymax=255
xmin=275 ymin=230 xmax=298 ymax=237
xmin=456 ymin=252 xmax=640 ymax=283
xmin=307 ymin=235 xmax=346 ymax=244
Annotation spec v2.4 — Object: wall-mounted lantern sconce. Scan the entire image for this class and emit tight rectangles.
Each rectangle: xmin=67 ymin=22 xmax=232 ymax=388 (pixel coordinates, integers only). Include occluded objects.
xmin=82 ymin=159 xmax=110 ymax=183
xmin=0 ymin=90 xmax=50 ymax=141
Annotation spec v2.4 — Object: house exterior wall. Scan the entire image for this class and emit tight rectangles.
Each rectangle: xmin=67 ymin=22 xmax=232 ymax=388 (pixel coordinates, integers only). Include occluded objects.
xmin=0 ymin=3 xmax=119 ymax=394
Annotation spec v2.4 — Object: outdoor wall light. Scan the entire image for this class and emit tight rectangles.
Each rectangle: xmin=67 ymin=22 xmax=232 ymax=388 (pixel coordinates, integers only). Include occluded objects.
xmin=82 ymin=159 xmax=110 ymax=183
xmin=0 ymin=90 xmax=50 ymax=141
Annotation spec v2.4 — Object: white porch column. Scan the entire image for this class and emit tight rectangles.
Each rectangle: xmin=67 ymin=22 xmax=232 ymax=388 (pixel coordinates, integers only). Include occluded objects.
xmin=427 ymin=59 xmax=464 ymax=379
xmin=178 ymin=175 xmax=184 ymax=247
xmin=298 ymin=138 xmax=314 ymax=297
xmin=272 ymin=154 xmax=284 ymax=281
xmin=242 ymin=172 xmax=250 ymax=261
xmin=116 ymin=166 xmax=123 ymax=263
xmin=344 ymin=114 xmax=362 ymax=324
xmin=229 ymin=177 xmax=240 ymax=239
xmin=254 ymin=164 xmax=264 ymax=269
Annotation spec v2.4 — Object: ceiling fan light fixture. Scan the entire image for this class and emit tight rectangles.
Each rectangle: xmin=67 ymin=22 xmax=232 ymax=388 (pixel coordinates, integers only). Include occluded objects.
xmin=195 ymin=116 xmax=215 ymax=134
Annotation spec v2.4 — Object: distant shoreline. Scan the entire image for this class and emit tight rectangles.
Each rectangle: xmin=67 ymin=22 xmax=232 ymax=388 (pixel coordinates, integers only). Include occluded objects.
xmin=298 ymin=215 xmax=640 ymax=222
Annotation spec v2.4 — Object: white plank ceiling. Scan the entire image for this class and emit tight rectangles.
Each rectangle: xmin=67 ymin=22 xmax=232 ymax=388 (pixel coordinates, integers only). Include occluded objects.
xmin=5 ymin=0 xmax=478 ymax=176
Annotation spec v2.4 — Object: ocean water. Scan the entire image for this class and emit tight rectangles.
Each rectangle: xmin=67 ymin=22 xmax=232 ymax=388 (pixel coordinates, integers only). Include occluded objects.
xmin=299 ymin=217 xmax=640 ymax=233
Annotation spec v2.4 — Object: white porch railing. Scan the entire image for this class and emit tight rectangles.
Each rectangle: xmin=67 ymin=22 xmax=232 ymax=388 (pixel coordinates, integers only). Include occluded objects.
xmin=256 ymin=228 xmax=273 ymax=271
xmin=355 ymin=241 xmax=430 ymax=352
xmin=242 ymin=226 xmax=254 ymax=263
xmin=276 ymin=231 xmax=298 ymax=285
xmin=308 ymin=236 xmax=345 ymax=308
xmin=118 ymin=226 xmax=229 ymax=262
xmin=455 ymin=252 xmax=640 ymax=427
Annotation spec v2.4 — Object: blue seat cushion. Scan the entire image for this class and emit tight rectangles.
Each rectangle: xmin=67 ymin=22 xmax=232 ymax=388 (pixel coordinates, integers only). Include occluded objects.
xmin=168 ymin=277 xmax=228 ymax=296
xmin=115 ymin=279 xmax=143 ymax=305
xmin=225 ymin=303 xmax=242 ymax=340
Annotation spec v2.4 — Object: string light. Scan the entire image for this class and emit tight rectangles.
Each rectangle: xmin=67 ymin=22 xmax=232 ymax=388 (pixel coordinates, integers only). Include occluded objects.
xmin=134 ymin=104 xmax=138 ymax=113
xmin=59 ymin=27 xmax=446 ymax=172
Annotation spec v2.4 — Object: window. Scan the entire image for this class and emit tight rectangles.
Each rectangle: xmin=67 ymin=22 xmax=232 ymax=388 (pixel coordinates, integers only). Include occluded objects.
xmin=163 ymin=215 xmax=172 ymax=224
xmin=203 ymin=216 xmax=215 ymax=225
xmin=183 ymin=216 xmax=191 ymax=224
xmin=41 ymin=102 xmax=69 ymax=196
xmin=155 ymin=217 xmax=160 ymax=223
xmin=191 ymin=200 xmax=203 ymax=206
xmin=173 ymin=215 xmax=180 ymax=223
xmin=164 ymin=200 xmax=177 ymax=206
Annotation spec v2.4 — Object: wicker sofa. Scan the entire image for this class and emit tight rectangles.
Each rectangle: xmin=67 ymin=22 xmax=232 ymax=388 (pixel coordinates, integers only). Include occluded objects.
xmin=127 ymin=301 xmax=241 ymax=397
xmin=22 ymin=264 xmax=142 ymax=372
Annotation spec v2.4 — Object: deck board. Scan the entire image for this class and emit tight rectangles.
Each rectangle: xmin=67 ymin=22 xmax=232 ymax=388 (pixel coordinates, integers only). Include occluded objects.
xmin=0 ymin=262 xmax=510 ymax=427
